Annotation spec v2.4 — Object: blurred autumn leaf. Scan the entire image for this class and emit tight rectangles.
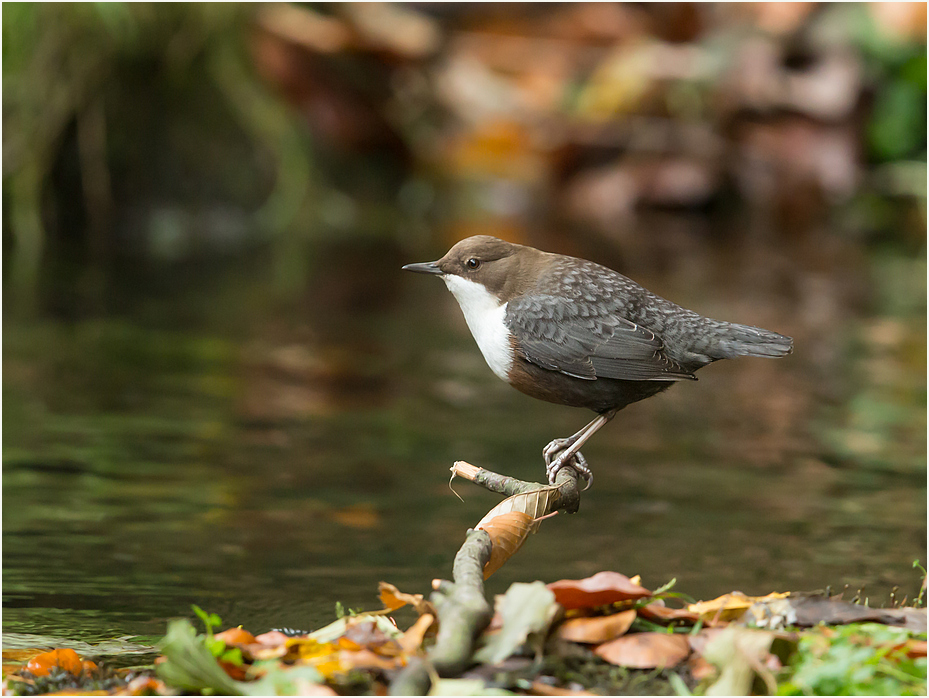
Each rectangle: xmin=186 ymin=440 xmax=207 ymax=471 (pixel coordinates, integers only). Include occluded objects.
xmin=547 ymin=570 xmax=652 ymax=610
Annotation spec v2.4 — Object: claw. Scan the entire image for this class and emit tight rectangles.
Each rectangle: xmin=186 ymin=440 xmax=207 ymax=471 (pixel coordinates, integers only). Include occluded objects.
xmin=544 ymin=445 xmax=593 ymax=491
xmin=543 ymin=437 xmax=573 ymax=465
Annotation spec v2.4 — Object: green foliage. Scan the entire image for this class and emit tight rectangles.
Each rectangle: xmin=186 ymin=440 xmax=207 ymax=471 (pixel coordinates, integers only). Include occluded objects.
xmin=776 ymin=623 xmax=927 ymax=696
xmin=914 ymin=560 xmax=926 ymax=607
xmin=191 ymin=604 xmax=222 ymax=637
xmin=335 ymin=600 xmax=364 ymax=619
xmin=156 ymin=619 xmax=245 ymax=695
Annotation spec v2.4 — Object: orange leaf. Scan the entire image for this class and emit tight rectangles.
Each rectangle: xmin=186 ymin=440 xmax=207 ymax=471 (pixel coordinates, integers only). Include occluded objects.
xmin=215 ymin=627 xmax=258 ymax=646
xmin=478 ymin=511 xmax=534 ymax=578
xmin=399 ymin=613 xmax=435 ymax=654
xmin=594 ymin=632 xmax=690 ymax=669
xmin=555 ymin=609 xmax=636 ymax=644
xmin=637 ymin=602 xmax=701 ymax=623
xmin=378 ymin=582 xmax=437 ymax=617
xmin=548 ymin=571 xmax=652 ymax=610
xmin=26 ymin=648 xmax=84 ymax=677
xmin=906 ymin=640 xmax=927 ymax=658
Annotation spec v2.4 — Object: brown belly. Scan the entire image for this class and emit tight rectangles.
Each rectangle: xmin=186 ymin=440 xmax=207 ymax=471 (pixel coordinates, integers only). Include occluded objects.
xmin=506 ymin=357 xmax=675 ymax=414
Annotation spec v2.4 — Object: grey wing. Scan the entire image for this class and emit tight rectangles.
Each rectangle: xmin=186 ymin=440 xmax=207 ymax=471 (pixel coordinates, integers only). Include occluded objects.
xmin=505 ymin=294 xmax=695 ymax=382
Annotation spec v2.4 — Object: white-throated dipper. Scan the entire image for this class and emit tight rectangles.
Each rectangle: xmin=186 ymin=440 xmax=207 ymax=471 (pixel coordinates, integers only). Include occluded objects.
xmin=403 ymin=236 xmax=792 ymax=487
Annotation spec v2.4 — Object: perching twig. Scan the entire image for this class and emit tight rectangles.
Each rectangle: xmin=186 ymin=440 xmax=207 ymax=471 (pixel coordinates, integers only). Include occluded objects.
xmin=389 ymin=461 xmax=582 ymax=695
xmin=452 ymin=460 xmax=582 ymax=514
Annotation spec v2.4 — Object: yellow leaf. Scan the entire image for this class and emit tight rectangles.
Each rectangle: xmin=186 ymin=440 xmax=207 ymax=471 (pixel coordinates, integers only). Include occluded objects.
xmin=688 ymin=592 xmax=790 ymax=623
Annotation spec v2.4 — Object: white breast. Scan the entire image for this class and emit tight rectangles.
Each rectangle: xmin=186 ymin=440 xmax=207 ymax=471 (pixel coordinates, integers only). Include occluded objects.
xmin=442 ymin=275 xmax=513 ymax=382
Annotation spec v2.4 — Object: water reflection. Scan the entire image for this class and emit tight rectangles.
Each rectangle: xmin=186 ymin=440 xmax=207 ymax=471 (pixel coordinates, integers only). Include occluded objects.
xmin=3 ymin=218 xmax=925 ymax=644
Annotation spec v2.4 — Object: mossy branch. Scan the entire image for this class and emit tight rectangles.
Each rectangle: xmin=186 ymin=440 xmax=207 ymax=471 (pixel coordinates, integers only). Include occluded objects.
xmin=389 ymin=462 xmax=582 ymax=694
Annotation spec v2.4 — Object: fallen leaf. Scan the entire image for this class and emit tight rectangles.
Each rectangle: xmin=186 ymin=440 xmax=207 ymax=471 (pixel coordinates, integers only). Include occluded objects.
xmin=26 ymin=648 xmax=84 ymax=677
xmin=337 ymin=648 xmax=399 ymax=672
xmin=903 ymin=639 xmax=927 ymax=659
xmin=594 ymin=632 xmax=690 ymax=669
xmin=548 ymin=571 xmax=652 ymax=610
xmin=554 ymin=609 xmax=636 ymax=644
xmin=688 ymin=654 xmax=717 ymax=681
xmin=341 ymin=620 xmax=397 ymax=652
xmin=789 ymin=596 xmax=927 ymax=630
xmin=700 ymin=626 xmax=778 ymax=696
xmin=688 ymin=591 xmax=789 ymax=623
xmin=399 ymin=613 xmax=435 ymax=654
xmin=255 ymin=630 xmax=294 ymax=645
xmin=479 ymin=511 xmax=535 ymax=578
xmin=378 ymin=581 xmax=437 ymax=617
xmin=124 ymin=676 xmax=168 ymax=695
xmin=474 ymin=582 xmax=559 ymax=664
xmin=218 ymin=658 xmax=248 ymax=681
xmin=214 ymin=627 xmax=258 ymax=646
xmin=638 ymin=602 xmax=701 ymax=624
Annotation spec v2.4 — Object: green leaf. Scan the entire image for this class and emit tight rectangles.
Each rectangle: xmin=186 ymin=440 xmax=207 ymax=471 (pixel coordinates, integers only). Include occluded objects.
xmin=156 ymin=619 xmax=245 ymax=695
xmin=192 ymin=604 xmax=222 ymax=637
xmin=473 ymin=582 xmax=558 ymax=665
xmin=220 ymin=647 xmax=245 ymax=667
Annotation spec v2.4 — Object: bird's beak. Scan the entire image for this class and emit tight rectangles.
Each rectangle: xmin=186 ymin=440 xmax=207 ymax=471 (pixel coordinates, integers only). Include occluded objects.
xmin=402 ymin=261 xmax=443 ymax=275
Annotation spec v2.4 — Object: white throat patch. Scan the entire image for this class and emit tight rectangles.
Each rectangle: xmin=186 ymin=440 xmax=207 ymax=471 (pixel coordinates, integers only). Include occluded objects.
xmin=442 ymin=275 xmax=513 ymax=382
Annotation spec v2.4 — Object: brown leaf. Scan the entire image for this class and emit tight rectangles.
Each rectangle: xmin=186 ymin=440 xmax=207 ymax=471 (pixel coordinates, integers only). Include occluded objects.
xmin=789 ymin=596 xmax=926 ymax=630
xmin=555 ymin=609 xmax=636 ymax=644
xmin=638 ymin=601 xmax=701 ymax=624
xmin=475 ymin=487 xmax=562 ymax=531
xmin=479 ymin=511 xmax=535 ymax=578
xmin=378 ymin=582 xmax=437 ymax=617
xmin=594 ymin=632 xmax=690 ymax=669
xmin=399 ymin=613 xmax=435 ymax=654
xmin=548 ymin=571 xmax=652 ymax=610
xmin=337 ymin=648 xmax=399 ymax=672
xmin=688 ymin=654 xmax=717 ymax=681
xmin=214 ymin=627 xmax=258 ymax=646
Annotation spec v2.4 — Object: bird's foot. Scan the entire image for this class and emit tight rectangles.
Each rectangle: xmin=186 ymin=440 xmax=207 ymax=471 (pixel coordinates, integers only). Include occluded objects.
xmin=543 ymin=439 xmax=593 ymax=490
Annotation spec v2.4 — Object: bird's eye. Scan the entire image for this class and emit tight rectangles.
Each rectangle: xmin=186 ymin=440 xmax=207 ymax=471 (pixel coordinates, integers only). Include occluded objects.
xmin=466 ymin=258 xmax=481 ymax=270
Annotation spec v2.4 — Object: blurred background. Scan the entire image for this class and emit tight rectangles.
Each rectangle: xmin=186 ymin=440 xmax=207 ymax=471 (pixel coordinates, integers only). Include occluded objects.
xmin=3 ymin=3 xmax=926 ymax=645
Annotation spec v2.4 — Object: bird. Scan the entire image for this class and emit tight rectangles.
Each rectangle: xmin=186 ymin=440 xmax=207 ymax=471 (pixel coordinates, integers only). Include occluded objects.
xmin=402 ymin=236 xmax=792 ymax=488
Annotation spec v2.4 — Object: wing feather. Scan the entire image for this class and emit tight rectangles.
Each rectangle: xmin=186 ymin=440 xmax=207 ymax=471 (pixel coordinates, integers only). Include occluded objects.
xmin=505 ymin=294 xmax=694 ymax=382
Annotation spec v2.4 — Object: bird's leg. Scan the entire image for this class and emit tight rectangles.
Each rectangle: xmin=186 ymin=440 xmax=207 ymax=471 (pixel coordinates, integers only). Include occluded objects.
xmin=543 ymin=410 xmax=617 ymax=489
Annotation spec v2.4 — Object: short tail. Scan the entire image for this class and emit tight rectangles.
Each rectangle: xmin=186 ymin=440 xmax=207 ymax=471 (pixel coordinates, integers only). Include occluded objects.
xmin=708 ymin=321 xmax=793 ymax=359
